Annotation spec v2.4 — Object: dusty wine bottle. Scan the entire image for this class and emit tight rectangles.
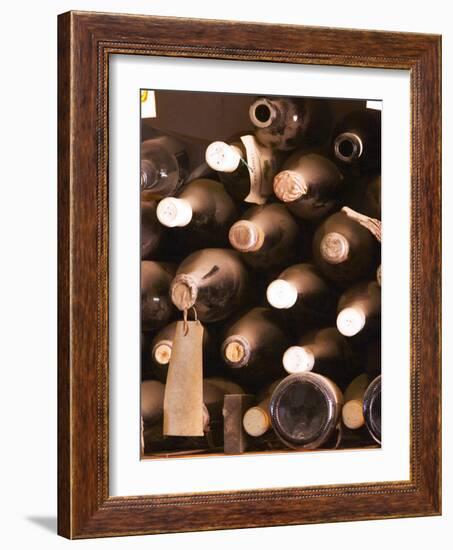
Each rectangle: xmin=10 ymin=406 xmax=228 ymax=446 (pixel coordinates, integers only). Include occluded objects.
xmin=141 ymin=261 xmax=176 ymax=330
xmin=341 ymin=373 xmax=370 ymax=430
xmin=282 ymin=327 xmax=354 ymax=388
xmin=266 ymin=263 xmax=336 ymax=322
xmin=270 ymin=372 xmax=343 ymax=449
xmin=363 ymin=375 xmax=381 ymax=443
xmin=249 ymin=97 xmax=332 ymax=151
xmin=220 ymin=307 xmax=288 ymax=386
xmin=313 ymin=210 xmax=380 ymax=285
xmin=273 ymin=153 xmax=344 ymax=221
xmin=228 ymin=203 xmax=299 ymax=269
xmin=242 ymin=380 xmax=282 ymax=437
xmin=336 ymin=281 xmax=381 ymax=338
xmin=332 ymin=108 xmax=381 ymax=175
xmin=205 ymin=134 xmax=280 ymax=204
xmin=170 ymin=248 xmax=249 ymax=323
xmin=156 ymin=178 xmax=238 ymax=248
xmin=141 ymin=199 xmax=163 ymax=260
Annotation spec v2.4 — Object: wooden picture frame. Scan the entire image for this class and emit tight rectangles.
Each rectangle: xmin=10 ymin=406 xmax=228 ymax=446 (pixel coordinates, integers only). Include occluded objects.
xmin=58 ymin=10 xmax=441 ymax=538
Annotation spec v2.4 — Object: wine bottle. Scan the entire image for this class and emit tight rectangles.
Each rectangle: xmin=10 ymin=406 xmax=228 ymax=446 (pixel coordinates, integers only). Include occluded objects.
xmin=332 ymin=109 xmax=381 ymax=175
xmin=170 ymin=248 xmax=249 ymax=323
xmin=266 ymin=263 xmax=336 ymax=322
xmin=242 ymin=380 xmax=282 ymax=437
xmin=269 ymin=372 xmax=343 ymax=449
xmin=220 ymin=307 xmax=288 ymax=387
xmin=205 ymin=134 xmax=280 ymax=204
xmin=341 ymin=373 xmax=370 ymax=430
xmin=313 ymin=210 xmax=380 ymax=284
xmin=141 ymin=261 xmax=176 ymax=330
xmin=249 ymin=97 xmax=332 ymax=151
xmin=141 ymin=380 xmax=165 ymax=426
xmin=141 ymin=199 xmax=163 ymax=260
xmin=150 ymin=321 xmax=217 ymax=382
xmin=282 ymin=327 xmax=354 ymax=388
xmin=228 ymin=203 xmax=299 ymax=269
xmin=336 ymin=281 xmax=381 ymax=338
xmin=273 ymin=153 xmax=344 ymax=221
xmin=156 ymin=178 xmax=238 ymax=248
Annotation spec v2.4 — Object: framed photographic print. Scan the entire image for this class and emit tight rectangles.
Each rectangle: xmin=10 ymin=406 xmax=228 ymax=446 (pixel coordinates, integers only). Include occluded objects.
xmin=58 ymin=11 xmax=441 ymax=538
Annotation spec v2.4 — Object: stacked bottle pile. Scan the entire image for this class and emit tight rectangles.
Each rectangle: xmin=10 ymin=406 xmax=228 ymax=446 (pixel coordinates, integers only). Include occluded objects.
xmin=140 ymin=94 xmax=382 ymax=456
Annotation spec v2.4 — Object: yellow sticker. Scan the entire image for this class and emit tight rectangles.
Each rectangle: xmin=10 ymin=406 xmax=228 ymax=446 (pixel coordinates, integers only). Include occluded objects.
xmin=141 ymin=90 xmax=149 ymax=103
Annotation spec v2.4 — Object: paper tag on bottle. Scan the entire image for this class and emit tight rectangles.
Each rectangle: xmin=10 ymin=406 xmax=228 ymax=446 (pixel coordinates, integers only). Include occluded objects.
xmin=163 ymin=320 xmax=204 ymax=436
xmin=240 ymin=135 xmax=278 ymax=205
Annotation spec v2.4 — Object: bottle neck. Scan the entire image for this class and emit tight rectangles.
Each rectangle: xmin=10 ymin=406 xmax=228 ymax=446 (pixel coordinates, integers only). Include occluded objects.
xmin=229 ymin=220 xmax=265 ymax=252
xmin=336 ymin=305 xmax=367 ymax=337
xmin=221 ymin=335 xmax=251 ymax=368
xmin=320 ymin=231 xmax=351 ymax=264
xmin=273 ymin=170 xmax=307 ymax=203
xmin=243 ymin=405 xmax=271 ymax=437
xmin=170 ymin=274 xmax=199 ymax=311
xmin=342 ymin=399 xmax=365 ymax=430
xmin=266 ymin=279 xmax=298 ymax=309
xmin=249 ymin=98 xmax=281 ymax=129
xmin=334 ymin=132 xmax=363 ymax=163
xmin=282 ymin=345 xmax=315 ymax=374
xmin=152 ymin=340 xmax=173 ymax=366
xmin=205 ymin=141 xmax=244 ymax=173
xmin=156 ymin=197 xmax=193 ymax=227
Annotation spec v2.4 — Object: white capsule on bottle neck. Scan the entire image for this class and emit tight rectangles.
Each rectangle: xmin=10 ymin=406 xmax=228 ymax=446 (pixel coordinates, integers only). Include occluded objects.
xmin=266 ymin=279 xmax=298 ymax=309
xmin=205 ymin=141 xmax=242 ymax=173
xmin=282 ymin=346 xmax=315 ymax=374
xmin=156 ymin=197 xmax=193 ymax=228
xmin=337 ymin=306 xmax=366 ymax=337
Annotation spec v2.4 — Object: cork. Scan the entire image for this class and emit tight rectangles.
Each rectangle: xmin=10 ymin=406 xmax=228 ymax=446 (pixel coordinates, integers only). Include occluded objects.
xmin=320 ymin=232 xmax=350 ymax=264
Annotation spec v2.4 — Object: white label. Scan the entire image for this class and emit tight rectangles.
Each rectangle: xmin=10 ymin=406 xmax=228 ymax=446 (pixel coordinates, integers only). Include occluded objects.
xmin=240 ymin=135 xmax=277 ymax=205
